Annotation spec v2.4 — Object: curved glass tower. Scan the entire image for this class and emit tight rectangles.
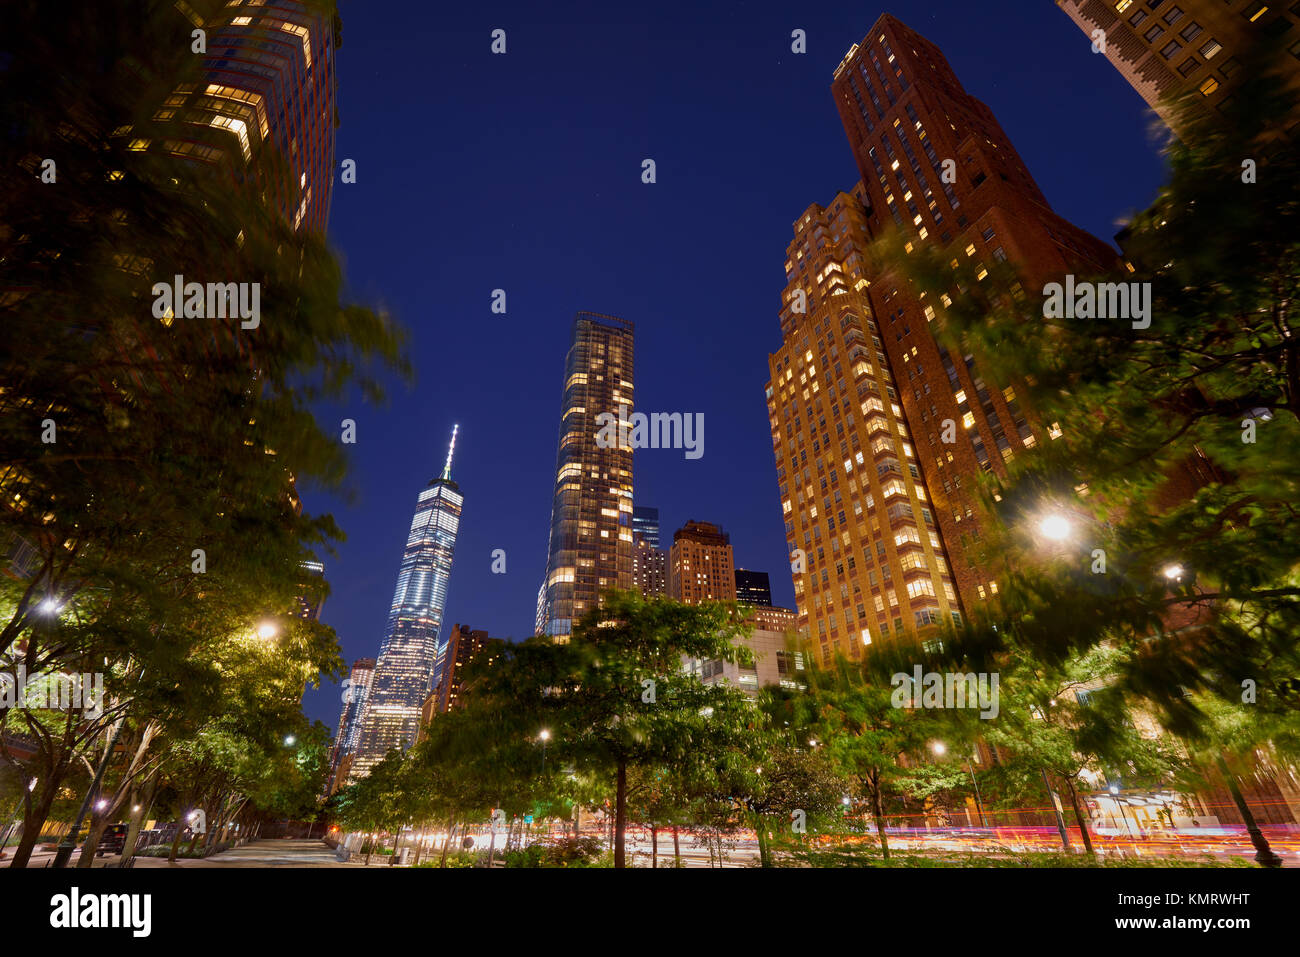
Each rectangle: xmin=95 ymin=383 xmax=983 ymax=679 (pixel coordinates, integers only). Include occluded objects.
xmin=351 ymin=427 xmax=463 ymax=780
xmin=536 ymin=313 xmax=635 ymax=638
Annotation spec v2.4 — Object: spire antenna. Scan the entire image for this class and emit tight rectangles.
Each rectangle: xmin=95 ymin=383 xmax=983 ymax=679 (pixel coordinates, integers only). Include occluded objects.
xmin=441 ymin=424 xmax=459 ymax=481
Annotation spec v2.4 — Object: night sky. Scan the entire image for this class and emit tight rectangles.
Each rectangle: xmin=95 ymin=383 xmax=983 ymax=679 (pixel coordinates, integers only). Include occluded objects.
xmin=301 ymin=0 xmax=1168 ymax=730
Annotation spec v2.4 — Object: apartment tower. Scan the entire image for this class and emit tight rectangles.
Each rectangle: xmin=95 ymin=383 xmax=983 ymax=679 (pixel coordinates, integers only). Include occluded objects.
xmin=668 ymin=521 xmax=737 ymax=605
xmin=1055 ymin=0 xmax=1300 ymax=138
xmin=825 ymin=14 xmax=1117 ymax=609
xmin=536 ymin=313 xmax=636 ymax=638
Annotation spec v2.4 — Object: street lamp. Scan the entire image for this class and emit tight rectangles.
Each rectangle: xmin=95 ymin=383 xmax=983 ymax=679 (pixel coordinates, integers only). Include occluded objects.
xmin=284 ymin=735 xmax=297 ymax=747
xmin=1038 ymin=514 xmax=1073 ymax=542
xmin=539 ymin=729 xmax=551 ymax=776
xmin=1109 ymin=785 xmax=1135 ymax=843
xmin=1161 ymin=563 xmax=1184 ymax=581
xmin=256 ymin=621 xmax=279 ymax=640
xmin=932 ymin=741 xmax=988 ymax=828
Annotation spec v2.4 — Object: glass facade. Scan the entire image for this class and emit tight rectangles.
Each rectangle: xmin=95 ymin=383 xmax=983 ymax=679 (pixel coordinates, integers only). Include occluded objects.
xmin=537 ymin=313 xmax=635 ymax=638
xmin=351 ymin=428 xmax=463 ymax=780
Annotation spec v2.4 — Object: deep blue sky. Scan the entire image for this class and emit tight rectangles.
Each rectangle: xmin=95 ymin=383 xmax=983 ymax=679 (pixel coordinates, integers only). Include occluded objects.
xmin=301 ymin=0 xmax=1168 ymax=730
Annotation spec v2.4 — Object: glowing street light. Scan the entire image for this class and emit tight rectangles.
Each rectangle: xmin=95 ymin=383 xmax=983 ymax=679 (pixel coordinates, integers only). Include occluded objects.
xmin=1162 ymin=563 xmax=1184 ymax=581
xmin=1038 ymin=514 xmax=1072 ymax=542
xmin=931 ymin=741 xmax=947 ymax=757
xmin=256 ymin=621 xmax=279 ymax=640
xmin=284 ymin=735 xmax=297 ymax=747
xmin=39 ymin=599 xmax=63 ymax=615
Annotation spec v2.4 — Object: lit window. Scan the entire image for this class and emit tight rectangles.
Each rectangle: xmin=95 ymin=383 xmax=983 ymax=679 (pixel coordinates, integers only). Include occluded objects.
xmin=1198 ymin=76 xmax=1220 ymax=96
xmin=1243 ymin=3 xmax=1269 ymax=23
xmin=1199 ymin=38 xmax=1222 ymax=59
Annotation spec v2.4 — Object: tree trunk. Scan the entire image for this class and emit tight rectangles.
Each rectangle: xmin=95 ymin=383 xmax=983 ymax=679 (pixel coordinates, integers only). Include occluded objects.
xmin=389 ymin=828 xmax=401 ymax=865
xmin=870 ymin=776 xmax=891 ymax=860
xmin=411 ymin=825 xmax=426 ymax=867
xmin=439 ymin=814 xmax=456 ymax=868
xmin=672 ymin=825 xmax=680 ymax=867
xmin=167 ymin=820 xmax=186 ymax=864
xmin=1063 ymin=777 xmax=1095 ymax=856
xmin=614 ymin=760 xmax=628 ymax=869
xmin=7 ymin=782 xmax=58 ymax=869
xmin=75 ymin=811 xmax=111 ymax=868
xmin=1216 ymin=756 xmax=1283 ymax=868
xmin=120 ymin=785 xmax=146 ymax=865
xmin=651 ymin=825 xmax=658 ymax=869
xmin=486 ymin=818 xmax=497 ymax=868
xmin=755 ymin=814 xmax=770 ymax=868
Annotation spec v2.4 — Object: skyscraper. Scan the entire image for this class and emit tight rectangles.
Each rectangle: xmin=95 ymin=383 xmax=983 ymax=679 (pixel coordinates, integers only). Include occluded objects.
xmin=1055 ymin=0 xmax=1300 ymax=138
xmin=735 ymin=569 xmax=773 ymax=607
xmin=632 ymin=506 xmax=661 ymax=547
xmin=429 ymin=624 xmax=505 ymax=716
xmin=766 ymin=189 xmax=963 ymax=661
xmin=632 ymin=539 xmax=668 ymax=597
xmin=158 ymin=0 xmax=339 ymax=231
xmin=828 ymin=14 xmax=1116 ymax=609
xmin=351 ymin=427 xmax=464 ymax=780
xmin=537 ymin=313 xmax=635 ymax=638
xmin=668 ymin=521 xmax=737 ymax=605
xmin=328 ymin=656 xmax=374 ymax=793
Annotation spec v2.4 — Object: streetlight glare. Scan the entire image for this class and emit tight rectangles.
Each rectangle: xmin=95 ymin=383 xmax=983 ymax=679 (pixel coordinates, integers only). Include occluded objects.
xmin=932 ymin=741 xmax=947 ymax=756
xmin=1038 ymin=514 xmax=1072 ymax=542
xmin=1162 ymin=563 xmax=1184 ymax=581
xmin=539 ymin=729 xmax=551 ymax=741
xmin=257 ymin=621 xmax=279 ymax=640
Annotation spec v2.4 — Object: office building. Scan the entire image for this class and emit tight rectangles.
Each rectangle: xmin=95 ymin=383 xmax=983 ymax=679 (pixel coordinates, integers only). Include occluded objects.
xmin=351 ymin=428 xmax=464 ymax=780
xmin=735 ymin=568 xmax=773 ymax=606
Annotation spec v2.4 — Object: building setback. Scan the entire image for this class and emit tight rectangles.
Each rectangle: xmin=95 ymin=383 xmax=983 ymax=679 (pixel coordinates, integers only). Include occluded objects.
xmin=537 ymin=313 xmax=635 ymax=638
xmin=832 ymin=13 xmax=1116 ymax=608
xmin=351 ymin=428 xmax=463 ymax=781
xmin=1055 ymin=0 xmax=1300 ymax=139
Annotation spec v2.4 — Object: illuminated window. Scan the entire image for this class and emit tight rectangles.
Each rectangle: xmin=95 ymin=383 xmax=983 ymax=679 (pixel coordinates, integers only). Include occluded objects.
xmin=1199 ymin=38 xmax=1222 ymax=59
xmin=1198 ymin=76 xmax=1220 ymax=96
xmin=1242 ymin=3 xmax=1269 ymax=23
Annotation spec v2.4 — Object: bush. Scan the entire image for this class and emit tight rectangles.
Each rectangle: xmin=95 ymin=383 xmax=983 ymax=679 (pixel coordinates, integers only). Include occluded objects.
xmin=504 ymin=844 xmax=548 ymax=868
xmin=414 ymin=850 xmax=476 ymax=868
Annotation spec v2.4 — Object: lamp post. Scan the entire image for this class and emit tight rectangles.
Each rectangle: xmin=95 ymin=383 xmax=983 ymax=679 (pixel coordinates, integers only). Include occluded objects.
xmin=539 ymin=729 xmax=550 ymax=777
xmin=932 ymin=741 xmax=988 ymax=829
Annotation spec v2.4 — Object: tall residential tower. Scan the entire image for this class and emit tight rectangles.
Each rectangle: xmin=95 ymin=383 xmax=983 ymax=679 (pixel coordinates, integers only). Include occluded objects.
xmin=536 ymin=313 xmax=635 ymax=638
